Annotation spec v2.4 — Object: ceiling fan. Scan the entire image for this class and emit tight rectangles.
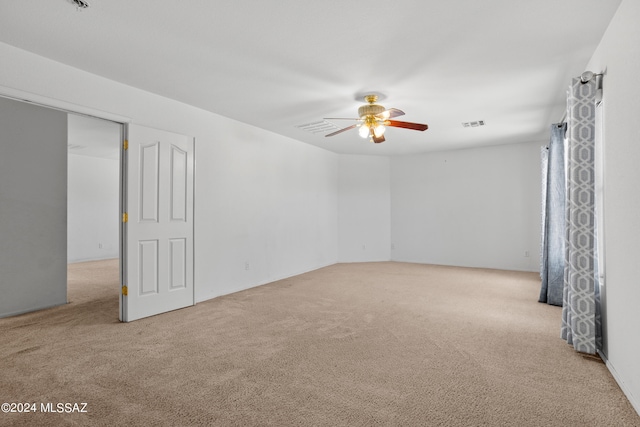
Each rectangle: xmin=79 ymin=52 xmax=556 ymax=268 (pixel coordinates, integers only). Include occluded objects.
xmin=324 ymin=95 xmax=428 ymax=143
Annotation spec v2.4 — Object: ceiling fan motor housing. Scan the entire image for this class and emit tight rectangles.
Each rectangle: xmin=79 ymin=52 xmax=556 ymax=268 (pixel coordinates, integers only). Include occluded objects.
xmin=358 ymin=103 xmax=385 ymax=118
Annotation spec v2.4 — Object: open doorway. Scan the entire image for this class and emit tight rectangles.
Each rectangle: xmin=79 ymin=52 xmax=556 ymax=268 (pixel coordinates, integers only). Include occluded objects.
xmin=67 ymin=114 xmax=122 ymax=319
xmin=1 ymin=93 xmax=194 ymax=321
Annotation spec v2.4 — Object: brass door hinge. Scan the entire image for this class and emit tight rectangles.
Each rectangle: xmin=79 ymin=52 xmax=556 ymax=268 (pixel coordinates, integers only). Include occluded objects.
xmin=122 ymin=212 xmax=128 ymax=223
xmin=121 ymin=285 xmax=128 ymax=296
xmin=123 ymin=139 xmax=129 ymax=150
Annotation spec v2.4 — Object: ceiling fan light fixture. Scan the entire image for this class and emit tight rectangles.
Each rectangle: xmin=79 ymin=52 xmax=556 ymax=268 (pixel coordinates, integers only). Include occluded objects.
xmin=323 ymin=94 xmax=428 ymax=142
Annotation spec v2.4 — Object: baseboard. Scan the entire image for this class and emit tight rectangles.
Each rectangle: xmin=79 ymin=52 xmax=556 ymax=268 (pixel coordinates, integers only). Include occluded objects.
xmin=598 ymin=350 xmax=640 ymax=416
xmin=196 ymin=260 xmax=338 ymax=304
xmin=68 ymin=256 xmax=119 ymax=264
xmin=388 ymin=258 xmax=540 ymax=273
xmin=0 ymin=301 xmax=68 ymax=319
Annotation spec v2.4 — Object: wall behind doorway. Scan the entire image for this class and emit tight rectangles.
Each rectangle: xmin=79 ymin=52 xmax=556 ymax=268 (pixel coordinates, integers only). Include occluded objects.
xmin=67 ymin=114 xmax=121 ymax=263
xmin=67 ymin=154 xmax=119 ymax=262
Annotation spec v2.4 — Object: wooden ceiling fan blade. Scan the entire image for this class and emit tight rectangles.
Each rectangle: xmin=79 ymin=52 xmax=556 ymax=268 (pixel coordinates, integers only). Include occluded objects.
xmin=325 ymin=124 xmax=358 ymax=137
xmin=376 ymin=108 xmax=405 ymax=119
xmin=372 ymin=133 xmax=385 ymax=143
xmin=386 ymin=120 xmax=429 ymax=131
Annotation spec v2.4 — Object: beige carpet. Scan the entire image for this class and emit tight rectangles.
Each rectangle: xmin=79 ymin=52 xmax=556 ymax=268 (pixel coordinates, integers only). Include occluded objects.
xmin=1 ymin=260 xmax=638 ymax=426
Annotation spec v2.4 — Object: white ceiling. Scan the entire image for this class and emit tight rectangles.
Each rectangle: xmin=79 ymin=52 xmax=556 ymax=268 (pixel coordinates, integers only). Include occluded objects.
xmin=67 ymin=114 xmax=121 ymax=160
xmin=0 ymin=0 xmax=621 ymax=155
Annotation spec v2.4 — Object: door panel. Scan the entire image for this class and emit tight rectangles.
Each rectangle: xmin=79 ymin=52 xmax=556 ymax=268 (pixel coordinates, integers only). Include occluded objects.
xmin=170 ymin=146 xmax=188 ymax=221
xmin=169 ymin=238 xmax=187 ymax=289
xmin=140 ymin=142 xmax=160 ymax=222
xmin=121 ymin=124 xmax=194 ymax=322
xmin=139 ymin=240 xmax=159 ymax=295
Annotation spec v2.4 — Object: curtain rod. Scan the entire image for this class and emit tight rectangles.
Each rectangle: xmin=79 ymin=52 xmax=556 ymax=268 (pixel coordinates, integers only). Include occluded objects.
xmin=558 ymin=71 xmax=603 ymax=125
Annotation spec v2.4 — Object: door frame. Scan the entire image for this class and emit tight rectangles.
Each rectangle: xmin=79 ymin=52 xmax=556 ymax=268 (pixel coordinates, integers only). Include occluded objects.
xmin=0 ymin=85 xmax=130 ymax=124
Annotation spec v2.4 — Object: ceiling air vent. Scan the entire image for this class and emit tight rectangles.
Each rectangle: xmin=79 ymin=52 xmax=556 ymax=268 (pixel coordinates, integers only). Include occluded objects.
xmin=462 ymin=120 xmax=485 ymax=128
xmin=296 ymin=120 xmax=341 ymax=135
xmin=70 ymin=0 xmax=90 ymax=9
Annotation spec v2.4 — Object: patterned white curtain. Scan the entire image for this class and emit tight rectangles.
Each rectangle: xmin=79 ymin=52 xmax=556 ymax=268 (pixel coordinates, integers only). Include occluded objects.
xmin=561 ymin=77 xmax=601 ymax=355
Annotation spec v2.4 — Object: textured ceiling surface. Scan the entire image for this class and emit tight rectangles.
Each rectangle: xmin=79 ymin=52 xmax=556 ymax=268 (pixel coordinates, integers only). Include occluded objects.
xmin=0 ymin=0 xmax=621 ymax=155
xmin=67 ymin=114 xmax=121 ymax=160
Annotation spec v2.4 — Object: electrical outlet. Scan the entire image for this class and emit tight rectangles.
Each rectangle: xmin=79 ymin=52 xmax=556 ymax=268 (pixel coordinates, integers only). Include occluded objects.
xmin=98 ymin=243 xmax=103 ymax=249
xmin=245 ymin=262 xmax=250 ymax=271
xmin=524 ymin=251 xmax=530 ymax=257
xmin=362 ymin=244 xmax=366 ymax=250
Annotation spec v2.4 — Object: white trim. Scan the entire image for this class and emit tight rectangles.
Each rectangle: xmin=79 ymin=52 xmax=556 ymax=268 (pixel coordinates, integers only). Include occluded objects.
xmin=0 ymin=84 xmax=131 ymax=124
xmin=598 ymin=350 xmax=640 ymax=416
xmin=192 ymin=137 xmax=197 ymax=307
xmin=194 ymin=261 xmax=336 ymax=304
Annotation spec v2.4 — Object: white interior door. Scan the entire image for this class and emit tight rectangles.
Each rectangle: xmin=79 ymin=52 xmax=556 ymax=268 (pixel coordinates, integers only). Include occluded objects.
xmin=120 ymin=124 xmax=194 ymax=322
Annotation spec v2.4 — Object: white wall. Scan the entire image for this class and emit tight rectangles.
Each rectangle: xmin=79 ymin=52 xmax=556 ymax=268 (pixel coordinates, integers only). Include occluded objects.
xmin=0 ymin=97 xmax=68 ymax=317
xmin=585 ymin=0 xmax=640 ymax=413
xmin=0 ymin=42 xmax=339 ymax=305
xmin=67 ymin=153 xmax=120 ymax=263
xmin=198 ymin=127 xmax=338 ymax=301
xmin=390 ymin=141 xmax=541 ymax=272
xmin=338 ymin=155 xmax=391 ymax=262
